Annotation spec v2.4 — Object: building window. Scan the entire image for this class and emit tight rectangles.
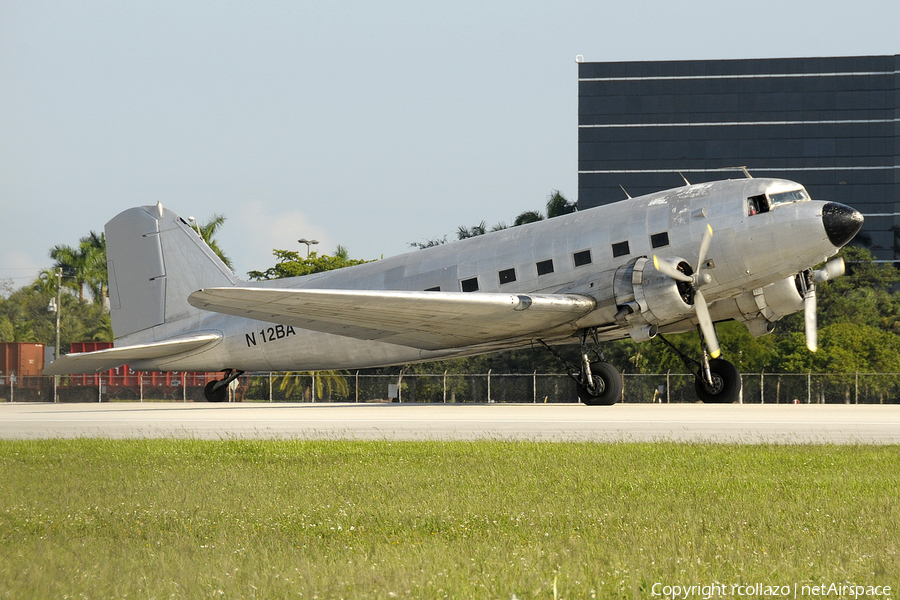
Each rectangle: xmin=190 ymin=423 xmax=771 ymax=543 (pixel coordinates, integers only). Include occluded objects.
xmin=612 ymin=241 xmax=630 ymax=258
xmin=461 ymin=277 xmax=479 ymax=292
xmin=498 ymin=268 xmax=516 ymax=285
xmin=573 ymin=249 xmax=592 ymax=267
xmin=650 ymin=232 xmax=670 ymax=249
xmin=536 ymin=259 xmax=554 ymax=276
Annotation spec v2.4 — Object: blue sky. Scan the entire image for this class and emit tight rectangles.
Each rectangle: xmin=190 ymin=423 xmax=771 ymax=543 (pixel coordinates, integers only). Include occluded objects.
xmin=2 ymin=0 xmax=898 ymax=283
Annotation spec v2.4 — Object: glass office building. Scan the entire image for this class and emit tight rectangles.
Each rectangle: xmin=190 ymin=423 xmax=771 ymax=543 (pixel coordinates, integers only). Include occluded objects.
xmin=578 ymin=55 xmax=899 ymax=260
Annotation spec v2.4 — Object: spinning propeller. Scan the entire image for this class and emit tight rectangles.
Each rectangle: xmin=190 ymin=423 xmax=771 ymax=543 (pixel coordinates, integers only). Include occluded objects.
xmin=653 ymin=224 xmax=720 ymax=358
xmin=802 ymin=257 xmax=845 ymax=352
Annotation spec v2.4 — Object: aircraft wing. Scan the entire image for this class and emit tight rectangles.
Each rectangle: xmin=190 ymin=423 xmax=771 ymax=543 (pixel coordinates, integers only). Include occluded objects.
xmin=188 ymin=288 xmax=595 ymax=350
xmin=42 ymin=334 xmax=222 ymax=375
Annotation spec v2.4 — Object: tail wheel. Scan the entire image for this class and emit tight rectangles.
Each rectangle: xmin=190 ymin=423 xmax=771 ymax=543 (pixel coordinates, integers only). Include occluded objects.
xmin=694 ymin=358 xmax=741 ymax=403
xmin=204 ymin=380 xmax=228 ymax=403
xmin=578 ymin=362 xmax=622 ymax=406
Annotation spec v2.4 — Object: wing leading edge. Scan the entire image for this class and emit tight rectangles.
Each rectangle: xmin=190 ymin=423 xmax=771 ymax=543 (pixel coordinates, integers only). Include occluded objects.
xmin=188 ymin=288 xmax=595 ymax=350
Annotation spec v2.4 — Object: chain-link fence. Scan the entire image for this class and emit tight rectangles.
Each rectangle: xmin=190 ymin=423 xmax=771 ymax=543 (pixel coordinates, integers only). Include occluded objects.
xmin=3 ymin=372 xmax=899 ymax=404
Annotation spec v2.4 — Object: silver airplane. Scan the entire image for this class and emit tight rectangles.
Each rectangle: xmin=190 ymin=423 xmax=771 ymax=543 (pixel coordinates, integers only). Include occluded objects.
xmin=44 ymin=176 xmax=863 ymax=404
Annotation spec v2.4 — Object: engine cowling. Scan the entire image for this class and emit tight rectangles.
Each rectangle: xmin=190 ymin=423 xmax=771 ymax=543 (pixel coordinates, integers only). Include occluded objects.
xmin=612 ymin=257 xmax=696 ymax=342
xmin=709 ymin=274 xmax=806 ymax=337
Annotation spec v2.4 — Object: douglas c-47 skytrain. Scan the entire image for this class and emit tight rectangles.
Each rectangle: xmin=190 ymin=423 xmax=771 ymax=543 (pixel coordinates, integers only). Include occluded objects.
xmin=45 ymin=174 xmax=863 ymax=404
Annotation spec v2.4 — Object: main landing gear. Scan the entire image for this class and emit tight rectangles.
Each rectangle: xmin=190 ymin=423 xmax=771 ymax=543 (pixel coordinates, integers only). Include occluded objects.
xmin=541 ymin=328 xmax=623 ymax=406
xmin=203 ymin=369 xmax=245 ymax=403
xmin=656 ymin=328 xmax=742 ymax=403
xmin=542 ymin=325 xmax=741 ymax=405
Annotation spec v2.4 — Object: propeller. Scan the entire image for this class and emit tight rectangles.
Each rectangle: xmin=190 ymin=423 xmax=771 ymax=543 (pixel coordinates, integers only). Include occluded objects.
xmin=802 ymin=257 xmax=845 ymax=352
xmin=653 ymin=224 xmax=720 ymax=358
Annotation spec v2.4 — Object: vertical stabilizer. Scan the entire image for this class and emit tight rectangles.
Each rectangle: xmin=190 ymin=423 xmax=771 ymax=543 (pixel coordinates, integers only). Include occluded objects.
xmin=105 ymin=205 xmax=237 ymax=340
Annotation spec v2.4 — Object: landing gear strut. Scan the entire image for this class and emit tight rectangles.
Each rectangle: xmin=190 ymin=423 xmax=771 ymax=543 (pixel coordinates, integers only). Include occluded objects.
xmin=540 ymin=328 xmax=623 ymax=406
xmin=657 ymin=328 xmax=742 ymax=403
xmin=203 ymin=369 xmax=245 ymax=403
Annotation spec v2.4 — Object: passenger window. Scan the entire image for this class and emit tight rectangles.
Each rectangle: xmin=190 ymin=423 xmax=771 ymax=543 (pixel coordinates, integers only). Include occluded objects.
xmin=574 ymin=250 xmax=592 ymax=267
xmin=612 ymin=241 xmax=630 ymax=258
xmin=650 ymin=232 xmax=669 ymax=249
xmin=536 ymin=259 xmax=554 ymax=276
xmin=461 ymin=277 xmax=479 ymax=292
xmin=748 ymin=194 xmax=769 ymax=216
xmin=425 ymin=286 xmax=441 ymax=292
xmin=499 ymin=268 xmax=516 ymax=285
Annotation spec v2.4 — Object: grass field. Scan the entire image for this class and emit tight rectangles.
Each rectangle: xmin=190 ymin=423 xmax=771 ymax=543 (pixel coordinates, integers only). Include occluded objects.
xmin=1 ymin=440 xmax=897 ymax=599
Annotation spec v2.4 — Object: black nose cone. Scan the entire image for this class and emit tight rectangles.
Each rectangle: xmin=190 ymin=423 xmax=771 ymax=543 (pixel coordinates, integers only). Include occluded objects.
xmin=823 ymin=202 xmax=864 ymax=247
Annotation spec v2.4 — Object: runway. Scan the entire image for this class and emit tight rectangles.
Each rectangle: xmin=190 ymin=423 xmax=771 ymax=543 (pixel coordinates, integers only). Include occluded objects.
xmin=1 ymin=402 xmax=898 ymax=443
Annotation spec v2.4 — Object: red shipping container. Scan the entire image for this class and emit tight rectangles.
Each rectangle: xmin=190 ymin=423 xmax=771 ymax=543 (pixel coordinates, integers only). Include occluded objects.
xmin=0 ymin=342 xmax=45 ymax=377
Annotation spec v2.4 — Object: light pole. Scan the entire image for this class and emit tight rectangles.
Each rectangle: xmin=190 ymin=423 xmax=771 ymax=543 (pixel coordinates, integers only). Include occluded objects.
xmin=51 ymin=267 xmax=62 ymax=361
xmin=298 ymin=238 xmax=319 ymax=258
xmin=47 ymin=267 xmax=62 ymax=403
xmin=188 ymin=216 xmax=203 ymax=239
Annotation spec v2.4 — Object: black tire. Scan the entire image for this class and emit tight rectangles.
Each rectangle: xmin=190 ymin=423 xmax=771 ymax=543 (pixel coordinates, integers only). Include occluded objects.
xmin=694 ymin=359 xmax=742 ymax=403
xmin=204 ymin=380 xmax=228 ymax=403
xmin=578 ymin=362 xmax=622 ymax=406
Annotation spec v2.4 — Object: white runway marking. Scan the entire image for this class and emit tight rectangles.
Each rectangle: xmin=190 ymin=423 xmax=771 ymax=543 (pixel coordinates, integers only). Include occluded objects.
xmin=1 ymin=403 xmax=899 ymax=443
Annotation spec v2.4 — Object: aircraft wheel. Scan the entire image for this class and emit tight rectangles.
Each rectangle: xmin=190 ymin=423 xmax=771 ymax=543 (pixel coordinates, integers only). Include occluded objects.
xmin=578 ymin=362 xmax=622 ymax=406
xmin=694 ymin=359 xmax=741 ymax=404
xmin=204 ymin=380 xmax=228 ymax=403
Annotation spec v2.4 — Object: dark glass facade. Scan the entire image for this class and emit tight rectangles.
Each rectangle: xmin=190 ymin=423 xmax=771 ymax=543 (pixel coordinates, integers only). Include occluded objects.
xmin=578 ymin=55 xmax=900 ymax=260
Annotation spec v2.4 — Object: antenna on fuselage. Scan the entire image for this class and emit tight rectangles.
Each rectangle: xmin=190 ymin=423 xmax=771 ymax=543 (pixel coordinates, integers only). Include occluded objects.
xmin=717 ymin=166 xmax=754 ymax=178
xmin=679 ymin=172 xmax=691 ymax=186
xmin=619 ymin=185 xmax=632 ymax=199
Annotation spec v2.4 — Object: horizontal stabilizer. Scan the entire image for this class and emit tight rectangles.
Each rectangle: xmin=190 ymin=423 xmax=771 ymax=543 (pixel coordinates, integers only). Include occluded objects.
xmin=43 ymin=334 xmax=222 ymax=375
xmin=189 ymin=288 xmax=595 ymax=350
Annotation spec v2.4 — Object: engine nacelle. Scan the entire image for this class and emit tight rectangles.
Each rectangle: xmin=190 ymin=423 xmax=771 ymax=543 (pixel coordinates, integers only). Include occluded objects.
xmin=612 ymin=257 xmax=695 ymax=342
xmin=709 ymin=274 xmax=806 ymax=337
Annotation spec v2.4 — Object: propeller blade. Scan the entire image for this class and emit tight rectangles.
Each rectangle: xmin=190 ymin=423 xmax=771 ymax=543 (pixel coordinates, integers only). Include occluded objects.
xmin=693 ymin=289 xmax=720 ymax=359
xmin=653 ymin=256 xmax=693 ymax=283
xmin=696 ymin=223 xmax=714 ymax=269
xmin=804 ymin=287 xmax=818 ymax=352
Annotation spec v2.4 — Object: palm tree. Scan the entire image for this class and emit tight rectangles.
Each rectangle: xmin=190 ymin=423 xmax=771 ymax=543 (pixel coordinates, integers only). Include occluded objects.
xmin=49 ymin=244 xmax=88 ymax=302
xmin=196 ymin=214 xmax=234 ymax=270
xmin=49 ymin=232 xmax=108 ymax=307
xmin=513 ymin=210 xmax=543 ymax=226
xmin=277 ymin=371 xmax=350 ymax=401
xmin=79 ymin=231 xmax=108 ymax=310
xmin=457 ymin=221 xmax=487 ymax=240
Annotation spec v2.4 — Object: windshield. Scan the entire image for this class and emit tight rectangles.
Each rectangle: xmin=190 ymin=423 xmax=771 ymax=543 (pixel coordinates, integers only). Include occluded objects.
xmin=768 ymin=188 xmax=810 ymax=207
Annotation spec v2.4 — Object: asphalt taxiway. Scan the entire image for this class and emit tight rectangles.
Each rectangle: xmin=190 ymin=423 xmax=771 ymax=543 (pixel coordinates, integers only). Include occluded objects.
xmin=1 ymin=402 xmax=898 ymax=443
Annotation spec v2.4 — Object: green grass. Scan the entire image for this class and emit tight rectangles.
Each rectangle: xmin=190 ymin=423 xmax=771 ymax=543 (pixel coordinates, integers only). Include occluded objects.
xmin=1 ymin=440 xmax=898 ymax=599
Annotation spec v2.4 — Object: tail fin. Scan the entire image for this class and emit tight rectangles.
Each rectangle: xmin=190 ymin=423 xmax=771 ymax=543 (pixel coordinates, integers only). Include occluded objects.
xmin=105 ymin=203 xmax=237 ymax=341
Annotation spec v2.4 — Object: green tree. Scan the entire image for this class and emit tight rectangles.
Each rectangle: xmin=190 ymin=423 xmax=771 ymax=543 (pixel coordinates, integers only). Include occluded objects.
xmin=408 ymin=235 xmax=448 ymax=250
xmin=48 ymin=231 xmax=108 ymax=306
xmin=545 ymin=189 xmax=577 ymax=218
xmin=247 ymin=248 xmax=370 ymax=281
xmin=276 ymin=371 xmax=350 ymax=401
xmin=513 ymin=210 xmax=543 ymax=226
xmin=457 ymin=222 xmax=488 ymax=240
xmin=195 ymin=214 xmax=234 ymax=270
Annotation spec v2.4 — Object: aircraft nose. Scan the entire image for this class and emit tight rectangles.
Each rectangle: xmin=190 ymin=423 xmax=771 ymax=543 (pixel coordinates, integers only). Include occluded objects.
xmin=822 ymin=202 xmax=864 ymax=247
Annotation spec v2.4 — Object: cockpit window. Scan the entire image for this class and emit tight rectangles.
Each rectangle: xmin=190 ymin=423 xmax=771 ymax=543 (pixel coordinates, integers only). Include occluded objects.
xmin=748 ymin=194 xmax=768 ymax=216
xmin=768 ymin=188 xmax=810 ymax=207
